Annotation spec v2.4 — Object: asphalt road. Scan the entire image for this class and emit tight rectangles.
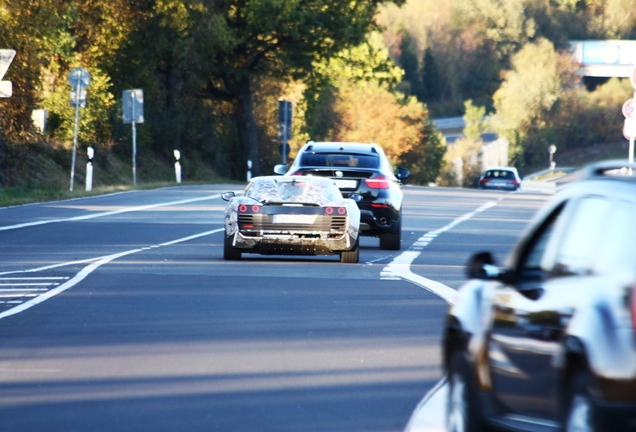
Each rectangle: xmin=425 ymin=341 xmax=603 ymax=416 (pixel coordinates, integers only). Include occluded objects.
xmin=0 ymin=184 xmax=550 ymax=432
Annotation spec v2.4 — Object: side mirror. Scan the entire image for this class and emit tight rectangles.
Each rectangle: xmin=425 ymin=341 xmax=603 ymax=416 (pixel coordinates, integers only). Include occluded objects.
xmin=221 ymin=192 xmax=236 ymax=202
xmin=274 ymin=164 xmax=288 ymax=175
xmin=349 ymin=193 xmax=363 ymax=203
xmin=396 ymin=167 xmax=410 ymax=180
xmin=465 ymin=251 xmax=501 ymax=280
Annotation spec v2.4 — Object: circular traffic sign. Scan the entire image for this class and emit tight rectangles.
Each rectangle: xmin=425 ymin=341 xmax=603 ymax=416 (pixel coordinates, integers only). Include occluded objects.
xmin=68 ymin=67 xmax=91 ymax=88
xmin=623 ymin=99 xmax=636 ymax=119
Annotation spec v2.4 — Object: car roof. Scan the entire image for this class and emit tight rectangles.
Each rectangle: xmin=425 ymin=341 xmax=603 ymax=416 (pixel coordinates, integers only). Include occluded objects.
xmin=484 ymin=166 xmax=519 ymax=173
xmin=300 ymin=141 xmax=384 ymax=155
xmin=250 ymin=175 xmax=335 ymax=184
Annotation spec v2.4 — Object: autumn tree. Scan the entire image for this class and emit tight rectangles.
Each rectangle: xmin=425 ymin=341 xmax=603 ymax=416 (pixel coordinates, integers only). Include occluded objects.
xmin=492 ymin=38 xmax=578 ymax=168
xmin=191 ymin=0 xmax=405 ymax=177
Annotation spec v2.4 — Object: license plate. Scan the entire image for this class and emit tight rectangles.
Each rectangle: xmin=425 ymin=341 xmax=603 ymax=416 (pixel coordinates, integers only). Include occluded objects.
xmin=273 ymin=214 xmax=313 ymax=224
xmin=334 ymin=179 xmax=357 ymax=189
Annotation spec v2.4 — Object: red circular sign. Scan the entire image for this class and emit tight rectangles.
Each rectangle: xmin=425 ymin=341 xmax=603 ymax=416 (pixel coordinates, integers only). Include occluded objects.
xmin=623 ymin=99 xmax=636 ymax=119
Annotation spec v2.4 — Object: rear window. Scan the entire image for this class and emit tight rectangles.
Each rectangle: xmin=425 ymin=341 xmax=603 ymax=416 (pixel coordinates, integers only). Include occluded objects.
xmin=299 ymin=153 xmax=380 ymax=169
xmin=485 ymin=170 xmax=514 ymax=179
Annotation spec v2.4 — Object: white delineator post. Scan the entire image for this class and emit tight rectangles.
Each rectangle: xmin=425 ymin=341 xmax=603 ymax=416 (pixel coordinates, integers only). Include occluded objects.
xmin=174 ymin=150 xmax=181 ymax=183
xmin=85 ymin=146 xmax=94 ymax=191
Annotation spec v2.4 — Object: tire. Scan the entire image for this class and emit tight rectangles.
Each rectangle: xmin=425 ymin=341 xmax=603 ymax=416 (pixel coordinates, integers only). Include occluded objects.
xmin=447 ymin=352 xmax=487 ymax=432
xmin=379 ymin=214 xmax=401 ymax=250
xmin=564 ymin=373 xmax=596 ymax=432
xmin=340 ymin=237 xmax=359 ymax=263
xmin=223 ymin=233 xmax=242 ymax=260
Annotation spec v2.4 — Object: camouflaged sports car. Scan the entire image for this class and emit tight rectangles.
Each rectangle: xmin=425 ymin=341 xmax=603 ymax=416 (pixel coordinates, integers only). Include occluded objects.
xmin=221 ymin=176 xmax=361 ymax=263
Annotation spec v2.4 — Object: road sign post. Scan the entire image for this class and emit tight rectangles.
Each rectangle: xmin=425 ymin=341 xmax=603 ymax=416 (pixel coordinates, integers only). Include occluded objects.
xmin=123 ymin=89 xmax=144 ymax=186
xmin=278 ymin=100 xmax=292 ymax=165
xmin=0 ymin=49 xmax=15 ymax=190
xmin=68 ymin=67 xmax=91 ymax=191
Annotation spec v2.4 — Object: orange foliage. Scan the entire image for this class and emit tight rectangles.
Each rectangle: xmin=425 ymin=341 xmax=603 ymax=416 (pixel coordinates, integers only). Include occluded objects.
xmin=330 ymin=80 xmax=427 ymax=163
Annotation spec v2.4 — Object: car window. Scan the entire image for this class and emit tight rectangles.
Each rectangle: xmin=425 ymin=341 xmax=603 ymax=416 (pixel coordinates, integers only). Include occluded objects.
xmin=485 ymin=170 xmax=514 ymax=179
xmin=518 ymin=204 xmax=565 ymax=281
xmin=591 ymin=201 xmax=636 ymax=275
xmin=552 ymin=197 xmax=611 ymax=277
xmin=299 ymin=153 xmax=379 ymax=169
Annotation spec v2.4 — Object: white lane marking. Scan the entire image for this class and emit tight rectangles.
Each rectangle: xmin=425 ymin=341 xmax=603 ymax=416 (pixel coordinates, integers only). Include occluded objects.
xmin=365 ymin=255 xmax=392 ymax=265
xmin=0 ymin=288 xmax=50 ymax=291
xmin=0 ymin=277 xmax=67 ymax=280
xmin=0 ymin=228 xmax=224 ymax=319
xmin=379 ymin=200 xmax=500 ymax=432
xmin=0 ymin=194 xmax=222 ymax=231
xmin=382 ymin=200 xmax=497 ymax=303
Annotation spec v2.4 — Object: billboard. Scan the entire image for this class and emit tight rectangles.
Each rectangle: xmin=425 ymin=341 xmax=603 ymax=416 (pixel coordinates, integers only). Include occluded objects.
xmin=569 ymin=40 xmax=636 ymax=77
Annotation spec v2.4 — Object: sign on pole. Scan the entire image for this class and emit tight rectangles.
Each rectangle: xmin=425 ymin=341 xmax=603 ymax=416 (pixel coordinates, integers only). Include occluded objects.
xmin=68 ymin=67 xmax=91 ymax=191
xmin=0 ymin=81 xmax=11 ymax=98
xmin=122 ymin=89 xmax=144 ymax=124
xmin=277 ymin=100 xmax=292 ymax=164
xmin=0 ymin=49 xmax=16 ymax=99
xmin=0 ymin=50 xmax=16 ymax=81
xmin=622 ymin=98 xmax=636 ymax=119
xmin=622 ymin=69 xmax=636 ymax=166
xmin=624 ymin=118 xmax=636 ymax=140
xmin=123 ymin=89 xmax=144 ymax=186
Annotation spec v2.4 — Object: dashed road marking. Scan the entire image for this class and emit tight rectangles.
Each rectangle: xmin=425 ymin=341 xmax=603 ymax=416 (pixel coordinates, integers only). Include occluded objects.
xmin=378 ymin=200 xmax=501 ymax=432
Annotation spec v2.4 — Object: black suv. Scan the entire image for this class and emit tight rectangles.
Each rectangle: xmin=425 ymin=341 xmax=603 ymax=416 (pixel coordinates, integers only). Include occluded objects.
xmin=443 ymin=160 xmax=636 ymax=432
xmin=275 ymin=142 xmax=409 ymax=250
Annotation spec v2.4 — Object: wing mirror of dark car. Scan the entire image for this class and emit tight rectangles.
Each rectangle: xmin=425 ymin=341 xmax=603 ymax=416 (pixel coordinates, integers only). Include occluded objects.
xmin=466 ymin=251 xmax=501 ymax=280
xmin=221 ymin=192 xmax=236 ymax=202
xmin=349 ymin=193 xmax=363 ymax=203
xmin=274 ymin=164 xmax=288 ymax=175
xmin=395 ymin=167 xmax=410 ymax=180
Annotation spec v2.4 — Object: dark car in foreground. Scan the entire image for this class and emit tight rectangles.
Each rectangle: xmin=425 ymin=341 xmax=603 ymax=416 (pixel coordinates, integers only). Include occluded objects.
xmin=221 ymin=176 xmax=361 ymax=263
xmin=478 ymin=167 xmax=521 ymax=191
xmin=443 ymin=160 xmax=636 ymax=432
xmin=275 ymin=142 xmax=409 ymax=250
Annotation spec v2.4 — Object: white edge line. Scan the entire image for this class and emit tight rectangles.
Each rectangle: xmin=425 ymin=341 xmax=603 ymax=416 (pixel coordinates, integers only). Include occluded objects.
xmin=384 ymin=200 xmax=499 ymax=432
xmin=0 ymin=228 xmax=224 ymax=319
xmin=0 ymin=194 xmax=222 ymax=232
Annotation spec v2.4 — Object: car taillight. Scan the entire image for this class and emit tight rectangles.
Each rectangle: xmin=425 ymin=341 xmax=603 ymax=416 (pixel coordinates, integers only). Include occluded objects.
xmin=238 ymin=204 xmax=261 ymax=213
xmin=365 ymin=175 xmax=390 ymax=189
xmin=371 ymin=203 xmax=389 ymax=208
xmin=510 ymin=180 xmax=520 ymax=186
xmin=289 ymin=171 xmax=303 ymax=176
xmin=325 ymin=207 xmax=347 ymax=215
xmin=480 ymin=178 xmax=490 ymax=184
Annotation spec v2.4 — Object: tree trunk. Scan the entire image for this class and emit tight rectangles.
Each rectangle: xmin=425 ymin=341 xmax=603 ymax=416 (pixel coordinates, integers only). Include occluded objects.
xmin=233 ymin=77 xmax=260 ymax=178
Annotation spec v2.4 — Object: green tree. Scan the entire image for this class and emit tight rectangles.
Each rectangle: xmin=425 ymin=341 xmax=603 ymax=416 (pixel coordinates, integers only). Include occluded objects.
xmin=420 ymin=47 xmax=441 ymax=102
xmin=193 ymin=0 xmax=405 ymax=177
xmin=492 ymin=38 xmax=575 ymax=168
xmin=463 ymin=99 xmax=488 ymax=142
xmin=398 ymin=29 xmax=424 ymax=100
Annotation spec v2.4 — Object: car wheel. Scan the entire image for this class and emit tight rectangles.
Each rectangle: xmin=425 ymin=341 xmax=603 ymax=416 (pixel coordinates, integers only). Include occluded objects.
xmin=340 ymin=237 xmax=359 ymax=263
xmin=447 ymin=352 xmax=487 ymax=432
xmin=379 ymin=215 xmax=401 ymax=251
xmin=564 ymin=373 xmax=595 ymax=432
xmin=223 ymin=233 xmax=242 ymax=260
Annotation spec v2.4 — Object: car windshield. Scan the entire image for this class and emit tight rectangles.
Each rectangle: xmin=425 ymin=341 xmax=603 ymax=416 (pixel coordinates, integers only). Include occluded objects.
xmin=299 ymin=153 xmax=380 ymax=169
xmin=485 ymin=170 xmax=514 ymax=179
xmin=246 ymin=179 xmax=342 ymax=203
